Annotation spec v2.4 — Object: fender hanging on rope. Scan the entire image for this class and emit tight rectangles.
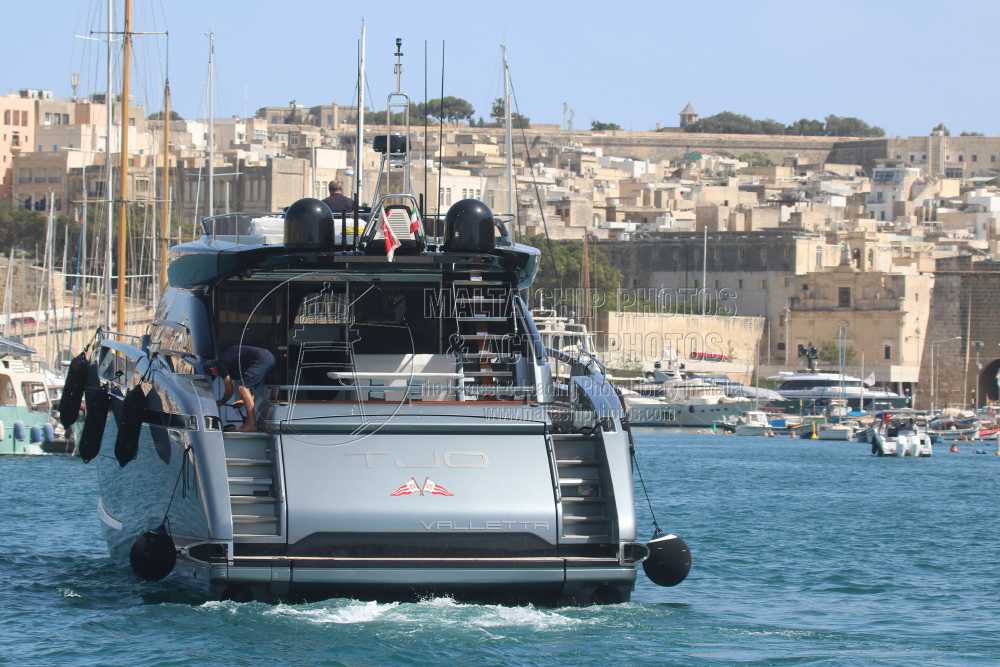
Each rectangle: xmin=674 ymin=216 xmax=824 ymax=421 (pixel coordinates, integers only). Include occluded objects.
xmin=642 ymin=533 xmax=692 ymax=587
xmin=129 ymin=524 xmax=176 ymax=581
xmin=631 ymin=438 xmax=692 ymax=588
xmin=130 ymin=446 xmax=190 ymax=581
xmin=78 ymin=383 xmax=109 ymax=463
xmin=115 ymin=385 xmax=146 ymax=467
xmin=59 ymin=352 xmax=89 ymax=429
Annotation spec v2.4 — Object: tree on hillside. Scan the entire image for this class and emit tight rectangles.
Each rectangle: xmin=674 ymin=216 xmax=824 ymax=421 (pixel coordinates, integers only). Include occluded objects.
xmin=824 ymin=115 xmax=884 ymax=137
xmin=684 ymin=111 xmax=884 ymax=137
xmin=427 ymin=96 xmax=475 ymax=123
xmin=527 ymin=235 xmax=621 ymax=306
xmin=787 ymin=118 xmax=825 ymax=135
xmin=0 ymin=203 xmax=50 ymax=254
xmin=684 ymin=111 xmax=761 ymax=134
xmin=738 ymin=152 xmax=773 ymax=167
xmin=366 ymin=97 xmax=475 ymax=125
xmin=148 ymin=110 xmax=183 ymax=121
xmin=960 ymin=130 xmax=983 ymax=136
xmin=490 ymin=98 xmax=530 ymax=128
xmin=591 ymin=120 xmax=622 ymax=131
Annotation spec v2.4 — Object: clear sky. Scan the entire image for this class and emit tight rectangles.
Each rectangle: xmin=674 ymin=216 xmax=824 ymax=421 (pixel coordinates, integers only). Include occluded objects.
xmin=2 ymin=0 xmax=999 ymax=136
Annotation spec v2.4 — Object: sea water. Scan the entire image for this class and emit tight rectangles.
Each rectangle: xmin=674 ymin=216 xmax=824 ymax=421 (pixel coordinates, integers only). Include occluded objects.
xmin=1 ymin=431 xmax=998 ymax=666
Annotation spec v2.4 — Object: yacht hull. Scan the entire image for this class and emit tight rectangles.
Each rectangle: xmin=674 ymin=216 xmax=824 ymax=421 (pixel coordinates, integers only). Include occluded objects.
xmin=94 ymin=391 xmax=641 ymax=604
xmin=0 ymin=406 xmax=60 ymax=455
xmin=627 ymin=397 xmax=753 ymax=427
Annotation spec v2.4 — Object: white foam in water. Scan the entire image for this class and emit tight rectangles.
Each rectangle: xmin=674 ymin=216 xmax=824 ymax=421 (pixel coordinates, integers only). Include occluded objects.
xmin=468 ymin=604 xmax=591 ymax=630
xmin=262 ymin=597 xmax=590 ymax=631
xmin=198 ymin=600 xmax=240 ymax=614
xmin=58 ymin=588 xmax=81 ymax=599
xmin=268 ymin=600 xmax=398 ymax=625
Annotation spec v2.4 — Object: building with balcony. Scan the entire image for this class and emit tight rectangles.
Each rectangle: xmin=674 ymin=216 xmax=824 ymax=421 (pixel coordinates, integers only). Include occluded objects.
xmin=786 ymin=254 xmax=933 ymax=389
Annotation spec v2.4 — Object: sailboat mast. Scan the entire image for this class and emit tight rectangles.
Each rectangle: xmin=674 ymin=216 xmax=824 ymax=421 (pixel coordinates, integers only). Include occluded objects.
xmin=207 ymin=32 xmax=215 ymax=218
xmin=116 ymin=0 xmax=133 ymax=332
xmin=80 ymin=164 xmax=88 ymax=316
xmin=502 ymin=45 xmax=514 ymax=238
xmin=2 ymin=248 xmax=13 ymax=337
xmin=581 ymin=231 xmax=591 ymax=327
xmin=701 ymin=226 xmax=707 ymax=316
xmin=356 ymin=21 xmax=366 ymax=207
xmin=104 ymin=0 xmax=113 ymax=330
xmin=160 ymin=75 xmax=171 ymax=294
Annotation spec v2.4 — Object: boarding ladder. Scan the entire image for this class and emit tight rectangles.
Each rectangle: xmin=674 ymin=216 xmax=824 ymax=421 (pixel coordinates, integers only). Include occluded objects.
xmin=224 ymin=432 xmax=283 ymax=540
xmin=451 ymin=274 xmax=518 ymax=397
xmin=550 ymin=432 xmax=615 ymax=544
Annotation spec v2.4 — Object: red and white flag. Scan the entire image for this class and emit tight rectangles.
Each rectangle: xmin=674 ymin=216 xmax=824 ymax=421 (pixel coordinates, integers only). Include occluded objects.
xmin=422 ymin=478 xmax=454 ymax=496
xmin=382 ymin=209 xmax=401 ymax=262
xmin=390 ymin=477 xmax=421 ymax=496
xmin=409 ymin=209 xmax=423 ymax=236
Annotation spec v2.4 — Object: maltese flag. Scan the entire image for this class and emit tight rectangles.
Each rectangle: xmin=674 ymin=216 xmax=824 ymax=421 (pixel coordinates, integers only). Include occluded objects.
xmin=382 ymin=210 xmax=401 ymax=262
xmin=422 ymin=478 xmax=454 ymax=496
xmin=390 ymin=477 xmax=421 ymax=496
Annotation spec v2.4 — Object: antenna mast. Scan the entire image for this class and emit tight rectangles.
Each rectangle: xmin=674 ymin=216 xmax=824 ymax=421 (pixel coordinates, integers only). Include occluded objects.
xmin=355 ymin=20 xmax=366 ymax=207
xmin=159 ymin=35 xmax=171 ymax=295
xmin=206 ymin=32 xmax=215 ymax=218
xmin=502 ymin=45 xmax=515 ymax=239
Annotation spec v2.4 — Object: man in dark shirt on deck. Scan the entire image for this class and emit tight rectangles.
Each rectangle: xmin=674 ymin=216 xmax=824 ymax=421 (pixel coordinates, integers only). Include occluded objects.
xmin=323 ymin=180 xmax=354 ymax=213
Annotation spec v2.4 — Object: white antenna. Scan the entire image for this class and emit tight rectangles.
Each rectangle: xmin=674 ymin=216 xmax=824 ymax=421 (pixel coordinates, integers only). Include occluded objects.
xmin=356 ymin=20 xmax=366 ymax=207
xmin=206 ymin=32 xmax=215 ymax=218
xmin=502 ymin=45 xmax=515 ymax=236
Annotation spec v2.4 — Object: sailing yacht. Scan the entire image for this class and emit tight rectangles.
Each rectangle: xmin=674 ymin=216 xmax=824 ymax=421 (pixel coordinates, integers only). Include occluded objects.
xmin=75 ymin=40 xmax=688 ymax=603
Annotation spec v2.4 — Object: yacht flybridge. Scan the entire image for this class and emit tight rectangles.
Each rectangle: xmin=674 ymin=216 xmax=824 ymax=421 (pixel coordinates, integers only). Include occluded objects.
xmin=68 ymin=39 xmax=689 ymax=604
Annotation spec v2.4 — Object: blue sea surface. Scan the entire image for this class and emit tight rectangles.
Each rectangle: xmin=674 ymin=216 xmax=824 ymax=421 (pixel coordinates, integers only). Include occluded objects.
xmin=1 ymin=431 xmax=998 ymax=666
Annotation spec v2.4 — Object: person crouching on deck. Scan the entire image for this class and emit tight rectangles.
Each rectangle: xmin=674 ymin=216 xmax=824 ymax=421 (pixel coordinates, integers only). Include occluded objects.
xmin=207 ymin=345 xmax=275 ymax=432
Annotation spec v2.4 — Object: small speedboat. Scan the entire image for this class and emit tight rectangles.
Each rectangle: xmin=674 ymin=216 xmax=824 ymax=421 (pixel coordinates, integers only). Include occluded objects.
xmin=733 ymin=411 xmax=774 ymax=437
xmin=816 ymin=422 xmax=855 ymax=441
xmin=870 ymin=423 xmax=932 ymax=457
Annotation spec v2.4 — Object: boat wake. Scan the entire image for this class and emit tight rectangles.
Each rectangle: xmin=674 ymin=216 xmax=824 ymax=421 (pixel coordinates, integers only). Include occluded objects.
xmin=196 ymin=596 xmax=605 ymax=631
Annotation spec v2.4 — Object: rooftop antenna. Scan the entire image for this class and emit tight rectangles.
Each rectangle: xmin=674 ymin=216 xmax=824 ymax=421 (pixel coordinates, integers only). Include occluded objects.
xmin=70 ymin=72 xmax=80 ymax=101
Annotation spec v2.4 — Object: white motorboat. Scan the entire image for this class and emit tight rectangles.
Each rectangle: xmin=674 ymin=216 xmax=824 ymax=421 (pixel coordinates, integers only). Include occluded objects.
xmin=769 ymin=370 xmax=899 ymax=406
xmin=622 ymin=382 xmax=754 ymax=427
xmin=65 ymin=38 xmax=692 ymax=604
xmin=816 ymin=422 xmax=855 ymax=441
xmin=733 ymin=411 xmax=774 ymax=437
xmin=870 ymin=421 xmax=932 ymax=457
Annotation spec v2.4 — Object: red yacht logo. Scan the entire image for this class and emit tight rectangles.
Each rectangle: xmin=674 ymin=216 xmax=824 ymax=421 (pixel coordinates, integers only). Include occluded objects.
xmin=390 ymin=477 xmax=454 ymax=497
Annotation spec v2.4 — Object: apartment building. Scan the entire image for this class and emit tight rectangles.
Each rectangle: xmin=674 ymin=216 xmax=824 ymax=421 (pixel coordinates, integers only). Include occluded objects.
xmin=0 ymin=93 xmax=36 ymax=197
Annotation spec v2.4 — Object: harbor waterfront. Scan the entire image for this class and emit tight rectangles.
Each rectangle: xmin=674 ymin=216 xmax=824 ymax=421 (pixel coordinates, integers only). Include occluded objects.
xmin=2 ymin=430 xmax=998 ymax=665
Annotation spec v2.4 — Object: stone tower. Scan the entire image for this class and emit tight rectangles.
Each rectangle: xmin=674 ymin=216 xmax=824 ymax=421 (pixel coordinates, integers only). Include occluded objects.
xmin=679 ymin=102 xmax=698 ymax=128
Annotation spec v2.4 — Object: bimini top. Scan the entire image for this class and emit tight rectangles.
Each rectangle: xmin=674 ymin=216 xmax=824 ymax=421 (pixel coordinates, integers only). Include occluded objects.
xmin=167 ymin=199 xmax=540 ymax=290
